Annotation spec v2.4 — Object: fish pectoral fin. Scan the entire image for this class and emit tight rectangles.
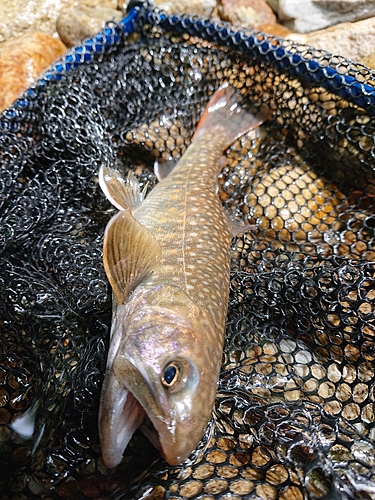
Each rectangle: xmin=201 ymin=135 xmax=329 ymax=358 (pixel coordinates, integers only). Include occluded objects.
xmin=99 ymin=165 xmax=147 ymax=210
xmin=103 ymin=210 xmax=162 ymax=303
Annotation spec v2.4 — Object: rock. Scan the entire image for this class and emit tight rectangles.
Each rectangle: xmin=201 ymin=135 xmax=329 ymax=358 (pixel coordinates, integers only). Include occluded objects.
xmin=359 ymin=53 xmax=375 ymax=70
xmin=154 ymin=0 xmax=216 ymax=17
xmin=265 ymin=0 xmax=278 ymax=13
xmin=0 ymin=0 xmax=119 ymax=43
xmin=218 ymin=0 xmax=276 ymax=28
xmin=0 ymin=32 xmax=67 ymax=113
xmin=57 ymin=6 xmax=123 ymax=47
xmin=257 ymin=22 xmax=292 ymax=37
xmin=288 ymin=17 xmax=375 ymax=63
xmin=268 ymin=0 xmax=375 ymax=33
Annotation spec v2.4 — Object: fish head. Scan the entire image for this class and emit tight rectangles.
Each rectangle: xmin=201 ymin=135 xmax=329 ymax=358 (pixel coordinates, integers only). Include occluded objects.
xmin=99 ymin=284 xmax=222 ymax=467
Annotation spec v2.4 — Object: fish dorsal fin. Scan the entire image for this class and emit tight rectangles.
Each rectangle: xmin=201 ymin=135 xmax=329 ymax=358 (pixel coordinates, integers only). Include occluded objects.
xmin=192 ymin=83 xmax=272 ymax=150
xmin=99 ymin=166 xmax=147 ymax=210
xmin=103 ymin=210 xmax=162 ymax=303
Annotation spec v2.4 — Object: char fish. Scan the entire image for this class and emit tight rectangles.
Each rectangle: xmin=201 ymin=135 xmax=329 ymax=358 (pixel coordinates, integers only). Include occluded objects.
xmin=98 ymin=83 xmax=269 ymax=467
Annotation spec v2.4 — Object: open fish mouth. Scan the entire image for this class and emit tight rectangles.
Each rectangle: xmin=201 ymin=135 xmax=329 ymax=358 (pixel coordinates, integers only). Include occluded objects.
xmin=99 ymin=374 xmax=146 ymax=469
xmin=99 ymin=356 xmax=199 ymax=467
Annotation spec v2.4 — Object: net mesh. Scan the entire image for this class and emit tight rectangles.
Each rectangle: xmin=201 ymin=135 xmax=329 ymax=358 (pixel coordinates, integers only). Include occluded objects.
xmin=1 ymin=6 xmax=375 ymax=499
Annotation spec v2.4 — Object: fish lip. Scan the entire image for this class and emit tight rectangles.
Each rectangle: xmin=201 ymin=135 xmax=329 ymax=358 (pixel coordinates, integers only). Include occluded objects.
xmin=99 ymin=367 xmax=145 ymax=469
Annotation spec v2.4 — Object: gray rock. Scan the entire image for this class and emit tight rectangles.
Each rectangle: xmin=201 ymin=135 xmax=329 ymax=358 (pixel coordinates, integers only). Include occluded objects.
xmin=57 ymin=6 xmax=123 ymax=47
xmin=267 ymin=0 xmax=375 ymax=33
xmin=0 ymin=0 xmax=119 ymax=43
xmin=154 ymin=0 xmax=216 ymax=17
xmin=288 ymin=16 xmax=375 ymax=62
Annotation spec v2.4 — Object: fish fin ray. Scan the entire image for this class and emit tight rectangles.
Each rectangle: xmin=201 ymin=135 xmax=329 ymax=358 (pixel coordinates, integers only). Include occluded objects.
xmin=227 ymin=214 xmax=257 ymax=237
xmin=100 ymin=166 xmax=146 ymax=210
xmin=192 ymin=82 xmax=272 ymax=149
xmin=103 ymin=210 xmax=162 ymax=303
xmin=154 ymin=158 xmax=178 ymax=181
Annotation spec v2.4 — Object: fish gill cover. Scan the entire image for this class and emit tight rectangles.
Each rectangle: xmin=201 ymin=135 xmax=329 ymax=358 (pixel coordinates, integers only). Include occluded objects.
xmin=1 ymin=3 xmax=375 ymax=499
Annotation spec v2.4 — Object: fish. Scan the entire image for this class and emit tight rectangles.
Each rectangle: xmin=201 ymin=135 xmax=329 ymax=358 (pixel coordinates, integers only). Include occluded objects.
xmin=98 ymin=83 xmax=270 ymax=467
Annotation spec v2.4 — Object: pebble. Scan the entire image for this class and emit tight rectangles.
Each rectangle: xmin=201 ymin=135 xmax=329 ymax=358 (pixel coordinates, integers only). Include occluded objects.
xmin=155 ymin=0 xmax=216 ymax=17
xmin=257 ymin=22 xmax=291 ymax=37
xmin=266 ymin=0 xmax=375 ymax=33
xmin=0 ymin=0 xmax=119 ymax=43
xmin=218 ymin=0 xmax=276 ymax=28
xmin=57 ymin=6 xmax=123 ymax=47
xmin=288 ymin=17 xmax=375 ymax=63
xmin=0 ymin=32 xmax=67 ymax=113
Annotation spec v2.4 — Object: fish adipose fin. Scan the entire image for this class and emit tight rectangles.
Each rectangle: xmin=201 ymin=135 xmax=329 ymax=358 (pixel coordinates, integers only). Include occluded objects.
xmin=103 ymin=210 xmax=162 ymax=303
xmin=99 ymin=166 xmax=147 ymax=211
xmin=192 ymin=82 xmax=272 ymax=149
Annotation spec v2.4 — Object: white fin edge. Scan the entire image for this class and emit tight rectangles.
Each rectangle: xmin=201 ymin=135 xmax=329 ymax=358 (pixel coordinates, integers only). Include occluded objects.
xmin=99 ymin=165 xmax=147 ymax=211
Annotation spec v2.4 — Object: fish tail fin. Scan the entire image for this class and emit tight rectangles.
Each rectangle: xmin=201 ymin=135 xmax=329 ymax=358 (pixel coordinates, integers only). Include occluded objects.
xmin=192 ymin=83 xmax=271 ymax=149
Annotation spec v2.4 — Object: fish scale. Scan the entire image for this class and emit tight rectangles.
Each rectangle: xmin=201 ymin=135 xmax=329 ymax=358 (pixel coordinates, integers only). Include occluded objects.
xmin=133 ymin=134 xmax=232 ymax=332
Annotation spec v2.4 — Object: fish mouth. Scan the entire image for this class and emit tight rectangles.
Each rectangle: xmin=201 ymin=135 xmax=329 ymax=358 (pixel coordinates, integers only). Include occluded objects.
xmin=99 ymin=357 xmax=196 ymax=468
xmin=99 ymin=370 xmax=146 ymax=469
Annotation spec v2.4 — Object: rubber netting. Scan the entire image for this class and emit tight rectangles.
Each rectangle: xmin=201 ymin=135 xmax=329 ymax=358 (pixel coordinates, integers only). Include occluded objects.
xmin=1 ymin=5 xmax=375 ymax=499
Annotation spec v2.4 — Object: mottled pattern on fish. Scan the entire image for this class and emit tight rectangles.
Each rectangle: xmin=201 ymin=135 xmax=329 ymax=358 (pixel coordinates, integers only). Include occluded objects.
xmin=1 ymin=6 xmax=375 ymax=500
xmin=134 ymin=134 xmax=231 ymax=333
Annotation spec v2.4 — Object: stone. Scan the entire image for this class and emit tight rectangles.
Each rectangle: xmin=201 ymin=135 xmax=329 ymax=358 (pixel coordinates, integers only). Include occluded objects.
xmin=288 ymin=16 xmax=375 ymax=63
xmin=57 ymin=6 xmax=123 ymax=47
xmin=0 ymin=32 xmax=67 ymax=113
xmin=0 ymin=0 xmax=119 ymax=43
xmin=257 ymin=22 xmax=292 ymax=37
xmin=154 ymin=0 xmax=216 ymax=17
xmin=218 ymin=0 xmax=276 ymax=28
xmin=267 ymin=0 xmax=375 ymax=33
xmin=359 ymin=53 xmax=375 ymax=70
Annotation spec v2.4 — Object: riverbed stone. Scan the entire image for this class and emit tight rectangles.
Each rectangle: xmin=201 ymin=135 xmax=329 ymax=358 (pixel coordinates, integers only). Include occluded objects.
xmin=0 ymin=0 xmax=119 ymax=43
xmin=57 ymin=6 xmax=123 ymax=47
xmin=288 ymin=16 xmax=375 ymax=62
xmin=266 ymin=0 xmax=375 ymax=33
xmin=218 ymin=0 xmax=276 ymax=28
xmin=0 ymin=32 xmax=67 ymax=112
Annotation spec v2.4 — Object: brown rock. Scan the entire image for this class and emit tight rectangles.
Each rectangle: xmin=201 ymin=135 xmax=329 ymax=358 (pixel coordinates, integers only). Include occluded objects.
xmin=0 ymin=32 xmax=67 ymax=113
xmin=288 ymin=16 xmax=375 ymax=62
xmin=218 ymin=0 xmax=276 ymax=28
xmin=359 ymin=53 xmax=375 ymax=70
xmin=257 ymin=22 xmax=292 ymax=37
xmin=57 ymin=6 xmax=123 ymax=47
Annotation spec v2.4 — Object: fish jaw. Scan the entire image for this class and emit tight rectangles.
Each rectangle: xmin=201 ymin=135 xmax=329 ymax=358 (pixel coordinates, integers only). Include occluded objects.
xmin=98 ymin=364 xmax=146 ymax=469
xmin=111 ymin=353 xmax=214 ymax=466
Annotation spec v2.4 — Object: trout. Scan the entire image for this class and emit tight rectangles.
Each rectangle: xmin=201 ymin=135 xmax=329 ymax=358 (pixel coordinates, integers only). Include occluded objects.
xmin=98 ymin=83 xmax=269 ymax=467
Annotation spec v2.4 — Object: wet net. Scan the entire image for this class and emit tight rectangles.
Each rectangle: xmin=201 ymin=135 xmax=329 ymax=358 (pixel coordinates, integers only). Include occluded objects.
xmin=1 ymin=4 xmax=375 ymax=499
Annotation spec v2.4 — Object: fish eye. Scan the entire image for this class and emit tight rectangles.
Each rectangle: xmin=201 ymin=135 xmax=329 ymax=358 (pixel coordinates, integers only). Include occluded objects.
xmin=161 ymin=361 xmax=180 ymax=389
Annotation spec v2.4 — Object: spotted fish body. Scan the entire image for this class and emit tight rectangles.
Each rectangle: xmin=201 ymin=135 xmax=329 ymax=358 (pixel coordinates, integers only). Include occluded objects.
xmin=98 ymin=84 xmax=268 ymax=468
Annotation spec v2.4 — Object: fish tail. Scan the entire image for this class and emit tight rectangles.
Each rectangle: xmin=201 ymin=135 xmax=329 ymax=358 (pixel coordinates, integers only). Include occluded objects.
xmin=192 ymin=83 xmax=271 ymax=149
